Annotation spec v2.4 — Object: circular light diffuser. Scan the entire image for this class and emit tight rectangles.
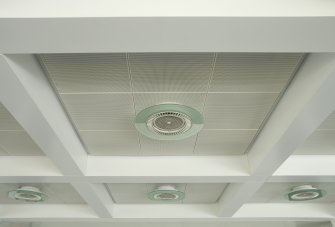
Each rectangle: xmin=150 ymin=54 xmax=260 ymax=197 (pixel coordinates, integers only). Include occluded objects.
xmin=148 ymin=185 xmax=185 ymax=201
xmin=8 ymin=186 xmax=48 ymax=202
xmin=135 ymin=104 xmax=203 ymax=140
xmin=288 ymin=185 xmax=324 ymax=201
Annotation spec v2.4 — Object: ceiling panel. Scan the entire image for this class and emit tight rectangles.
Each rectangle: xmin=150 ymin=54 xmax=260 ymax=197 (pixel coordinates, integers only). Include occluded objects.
xmin=0 ymin=183 xmax=85 ymax=204
xmin=319 ymin=112 xmax=335 ymax=129
xmin=60 ymin=94 xmax=135 ymax=130
xmin=210 ymin=53 xmax=303 ymax=92
xmin=129 ymin=53 xmax=214 ymax=92
xmin=0 ymin=104 xmax=44 ymax=156
xmin=39 ymin=54 xmax=131 ymax=93
xmin=195 ymin=130 xmax=257 ymax=155
xmin=250 ymin=182 xmax=335 ymax=203
xmin=0 ymin=103 xmax=23 ymax=130
xmin=294 ymin=130 xmax=335 ymax=155
xmin=107 ymin=183 xmax=224 ymax=204
xmin=0 ymin=131 xmax=44 ymax=156
xmin=80 ymin=131 xmax=140 ymax=155
xmin=38 ymin=53 xmax=303 ymax=156
xmin=133 ymin=92 xmax=206 ymax=114
xmin=183 ymin=183 xmax=226 ymax=203
xmin=203 ymin=93 xmax=278 ymax=129
xmin=139 ymin=134 xmax=197 ymax=156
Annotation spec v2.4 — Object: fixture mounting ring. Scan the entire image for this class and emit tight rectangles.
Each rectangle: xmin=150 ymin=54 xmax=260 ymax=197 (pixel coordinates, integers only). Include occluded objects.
xmin=135 ymin=104 xmax=203 ymax=140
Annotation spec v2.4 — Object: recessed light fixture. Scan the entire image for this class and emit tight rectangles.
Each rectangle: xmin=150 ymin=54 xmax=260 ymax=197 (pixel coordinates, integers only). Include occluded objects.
xmin=135 ymin=104 xmax=203 ymax=140
xmin=8 ymin=186 xmax=48 ymax=202
xmin=287 ymin=185 xmax=324 ymax=201
xmin=148 ymin=185 xmax=185 ymax=201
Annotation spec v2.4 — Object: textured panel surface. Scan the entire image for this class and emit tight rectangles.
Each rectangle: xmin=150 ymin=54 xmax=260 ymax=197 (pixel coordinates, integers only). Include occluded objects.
xmin=203 ymin=93 xmax=279 ymax=129
xmin=129 ymin=53 xmax=214 ymax=92
xmin=183 ymin=184 xmax=226 ymax=203
xmin=61 ymin=94 xmax=135 ymax=130
xmin=0 ymin=103 xmax=23 ymax=130
xmin=250 ymin=182 xmax=335 ymax=203
xmin=80 ymin=131 xmax=140 ymax=155
xmin=0 ymin=131 xmax=44 ymax=156
xmin=39 ymin=54 xmax=131 ymax=93
xmin=107 ymin=183 xmax=224 ymax=204
xmin=319 ymin=112 xmax=335 ymax=129
xmin=210 ymin=53 xmax=303 ymax=92
xmin=133 ymin=93 xmax=206 ymax=114
xmin=139 ymin=134 xmax=197 ymax=156
xmin=294 ymin=130 xmax=335 ymax=155
xmin=38 ymin=53 xmax=303 ymax=156
xmin=195 ymin=130 xmax=257 ymax=155
xmin=0 ymin=183 xmax=85 ymax=204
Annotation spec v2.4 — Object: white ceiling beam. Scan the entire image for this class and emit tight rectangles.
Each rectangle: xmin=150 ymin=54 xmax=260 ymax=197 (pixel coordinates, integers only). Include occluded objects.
xmin=0 ymin=54 xmax=113 ymax=218
xmin=0 ymin=17 xmax=335 ymax=53
xmin=1 ymin=0 xmax=335 ymax=17
xmin=218 ymin=53 xmax=335 ymax=217
xmin=71 ymin=183 xmax=114 ymax=218
xmin=2 ymin=155 xmax=335 ymax=183
xmin=1 ymin=203 xmax=334 ymax=221
xmin=234 ymin=203 xmax=335 ymax=220
xmin=0 ymin=54 xmax=87 ymax=175
xmin=87 ymin=155 xmax=249 ymax=182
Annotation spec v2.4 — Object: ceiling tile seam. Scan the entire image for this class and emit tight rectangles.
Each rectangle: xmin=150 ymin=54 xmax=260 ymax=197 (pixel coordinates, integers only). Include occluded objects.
xmin=0 ymin=130 xmax=25 ymax=132
xmin=242 ymin=53 xmax=307 ymax=156
xmin=57 ymin=91 xmax=282 ymax=95
xmin=76 ymin=129 xmax=260 ymax=132
xmin=35 ymin=55 xmax=91 ymax=155
xmin=126 ymin=53 xmax=142 ymax=155
xmin=193 ymin=53 xmax=217 ymax=155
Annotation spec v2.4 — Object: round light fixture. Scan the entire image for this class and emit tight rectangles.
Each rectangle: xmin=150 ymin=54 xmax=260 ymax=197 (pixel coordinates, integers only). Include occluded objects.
xmin=135 ymin=104 xmax=203 ymax=140
xmin=287 ymin=185 xmax=324 ymax=201
xmin=8 ymin=186 xmax=48 ymax=202
xmin=148 ymin=185 xmax=185 ymax=201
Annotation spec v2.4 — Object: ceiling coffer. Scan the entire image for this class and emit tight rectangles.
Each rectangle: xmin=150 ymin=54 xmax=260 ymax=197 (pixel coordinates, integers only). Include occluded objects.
xmin=135 ymin=104 xmax=204 ymax=140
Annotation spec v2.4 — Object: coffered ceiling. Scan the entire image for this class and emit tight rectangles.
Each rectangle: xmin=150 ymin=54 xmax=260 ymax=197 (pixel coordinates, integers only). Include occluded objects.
xmin=1 ymin=1 xmax=335 ymax=227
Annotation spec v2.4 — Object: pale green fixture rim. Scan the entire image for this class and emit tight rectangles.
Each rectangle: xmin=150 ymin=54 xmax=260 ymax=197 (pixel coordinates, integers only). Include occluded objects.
xmin=148 ymin=189 xmax=185 ymax=201
xmin=8 ymin=188 xmax=48 ymax=202
xmin=287 ymin=186 xmax=325 ymax=201
xmin=135 ymin=104 xmax=204 ymax=140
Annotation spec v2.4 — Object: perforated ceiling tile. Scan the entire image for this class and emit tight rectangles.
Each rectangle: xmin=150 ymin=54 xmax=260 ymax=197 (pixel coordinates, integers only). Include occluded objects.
xmin=0 ymin=131 xmax=44 ymax=156
xmin=250 ymin=182 xmax=335 ymax=203
xmin=0 ymin=183 xmax=85 ymax=204
xmin=139 ymin=134 xmax=197 ymax=156
xmin=79 ymin=131 xmax=140 ymax=155
xmin=106 ymin=183 xmax=151 ymax=204
xmin=210 ymin=53 xmax=303 ymax=92
xmin=60 ymin=94 xmax=135 ymax=130
xmin=194 ymin=130 xmax=257 ymax=155
xmin=39 ymin=54 xmax=131 ymax=93
xmin=129 ymin=53 xmax=214 ymax=92
xmin=0 ymin=103 xmax=22 ymax=130
xmin=133 ymin=93 xmax=206 ymax=114
xmin=183 ymin=184 xmax=226 ymax=203
xmin=294 ymin=130 xmax=335 ymax=155
xmin=203 ymin=93 xmax=279 ymax=129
